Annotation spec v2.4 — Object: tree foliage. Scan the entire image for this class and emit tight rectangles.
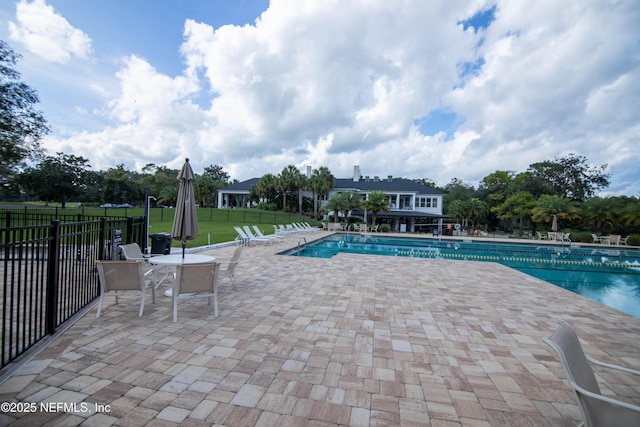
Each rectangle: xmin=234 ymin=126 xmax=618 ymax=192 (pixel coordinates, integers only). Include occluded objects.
xmin=527 ymin=153 xmax=609 ymax=201
xmin=17 ymin=152 xmax=91 ymax=207
xmin=364 ymin=190 xmax=390 ymax=226
xmin=0 ymin=40 xmax=49 ymax=194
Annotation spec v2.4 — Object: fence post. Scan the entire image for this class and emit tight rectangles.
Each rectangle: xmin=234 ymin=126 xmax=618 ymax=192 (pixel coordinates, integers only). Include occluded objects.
xmin=45 ymin=220 xmax=61 ymax=334
xmin=98 ymin=217 xmax=106 ymax=260
xmin=126 ymin=217 xmax=133 ymax=244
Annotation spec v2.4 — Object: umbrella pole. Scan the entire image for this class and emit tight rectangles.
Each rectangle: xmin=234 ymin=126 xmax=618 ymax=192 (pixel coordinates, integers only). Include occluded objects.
xmin=182 ymin=240 xmax=186 ymax=258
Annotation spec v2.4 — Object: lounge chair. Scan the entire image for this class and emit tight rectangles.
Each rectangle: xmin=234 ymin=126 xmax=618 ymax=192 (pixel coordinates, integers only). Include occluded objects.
xmin=252 ymin=225 xmax=283 ymax=242
xmin=96 ymin=260 xmax=156 ymax=317
xmin=620 ymin=236 xmax=629 ymax=246
xmin=275 ymin=224 xmax=296 ymax=235
xmin=537 ymin=232 xmax=548 ymax=240
xmin=234 ymin=226 xmax=271 ymax=246
xmin=544 ymin=320 xmax=640 ymax=427
xmin=173 ymin=263 xmax=219 ymax=322
xmin=608 ymin=235 xmax=621 ymax=245
xmin=242 ymin=225 xmax=273 ymax=245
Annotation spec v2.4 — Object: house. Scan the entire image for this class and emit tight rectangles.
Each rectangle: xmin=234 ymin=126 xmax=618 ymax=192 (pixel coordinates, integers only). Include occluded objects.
xmin=217 ymin=166 xmax=447 ymax=232
xmin=216 ymin=177 xmax=260 ymax=209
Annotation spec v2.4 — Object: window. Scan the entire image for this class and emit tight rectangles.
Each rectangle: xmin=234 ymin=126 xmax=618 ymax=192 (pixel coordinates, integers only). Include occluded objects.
xmin=417 ymin=197 xmax=438 ymax=208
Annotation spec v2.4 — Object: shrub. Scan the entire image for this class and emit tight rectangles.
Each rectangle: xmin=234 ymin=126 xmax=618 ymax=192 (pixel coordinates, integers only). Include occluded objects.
xmin=570 ymin=231 xmax=592 ymax=243
xmin=379 ymin=224 xmax=391 ymax=232
xmin=626 ymin=234 xmax=640 ymax=246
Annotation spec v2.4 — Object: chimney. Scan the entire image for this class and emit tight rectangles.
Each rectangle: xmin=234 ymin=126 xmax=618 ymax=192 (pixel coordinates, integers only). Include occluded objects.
xmin=388 ymin=175 xmax=393 ymax=181
xmin=374 ymin=176 xmax=379 ymax=181
xmin=353 ymin=165 xmax=361 ymax=182
xmin=306 ymin=165 xmax=312 ymax=178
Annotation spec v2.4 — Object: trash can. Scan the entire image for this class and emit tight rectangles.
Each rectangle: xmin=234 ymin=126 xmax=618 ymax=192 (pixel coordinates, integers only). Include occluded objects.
xmin=150 ymin=233 xmax=172 ymax=255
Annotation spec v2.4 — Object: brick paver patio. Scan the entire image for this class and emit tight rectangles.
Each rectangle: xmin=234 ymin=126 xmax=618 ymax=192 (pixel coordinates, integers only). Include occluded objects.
xmin=1 ymin=232 xmax=639 ymax=426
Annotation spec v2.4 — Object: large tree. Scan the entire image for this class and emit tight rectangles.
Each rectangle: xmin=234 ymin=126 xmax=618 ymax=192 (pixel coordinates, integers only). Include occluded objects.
xmin=101 ymin=164 xmax=142 ymax=204
xmin=527 ymin=154 xmax=609 ymax=201
xmin=0 ymin=40 xmax=49 ymax=195
xmin=17 ymin=152 xmax=92 ymax=207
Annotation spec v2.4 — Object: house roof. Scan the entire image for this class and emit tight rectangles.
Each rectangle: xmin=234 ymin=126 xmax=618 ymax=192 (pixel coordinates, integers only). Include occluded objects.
xmin=219 ymin=176 xmax=443 ymax=195
xmin=333 ymin=178 xmax=443 ymax=195
xmin=219 ymin=177 xmax=260 ymax=192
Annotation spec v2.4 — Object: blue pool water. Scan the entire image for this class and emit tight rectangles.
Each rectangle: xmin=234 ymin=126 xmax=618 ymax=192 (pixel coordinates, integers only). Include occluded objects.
xmin=286 ymin=234 xmax=640 ymax=318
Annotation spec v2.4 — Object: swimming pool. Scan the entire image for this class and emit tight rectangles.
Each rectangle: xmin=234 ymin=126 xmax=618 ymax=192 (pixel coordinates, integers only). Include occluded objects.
xmin=285 ymin=234 xmax=640 ymax=318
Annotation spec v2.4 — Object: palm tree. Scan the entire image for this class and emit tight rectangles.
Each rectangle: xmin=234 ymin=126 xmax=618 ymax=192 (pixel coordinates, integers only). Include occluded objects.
xmin=581 ymin=196 xmax=615 ymax=235
xmin=278 ymin=165 xmax=303 ymax=212
xmin=308 ymin=167 xmax=334 ymax=219
xmin=324 ymin=192 xmax=349 ymax=223
xmin=466 ymin=198 xmax=489 ymax=230
xmin=254 ymin=173 xmax=278 ymax=204
xmin=531 ymin=195 xmax=580 ymax=230
xmin=620 ymin=197 xmax=640 ymax=226
xmin=364 ymin=190 xmax=390 ymax=227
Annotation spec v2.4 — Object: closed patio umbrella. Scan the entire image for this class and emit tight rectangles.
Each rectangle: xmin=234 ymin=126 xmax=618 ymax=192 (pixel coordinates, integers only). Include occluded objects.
xmin=172 ymin=158 xmax=199 ymax=258
xmin=551 ymin=214 xmax=558 ymax=232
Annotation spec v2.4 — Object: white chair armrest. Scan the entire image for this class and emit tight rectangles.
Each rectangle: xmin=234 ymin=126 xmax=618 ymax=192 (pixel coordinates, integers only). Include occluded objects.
xmin=571 ymin=379 xmax=640 ymax=412
xmin=587 ymin=355 xmax=640 ymax=376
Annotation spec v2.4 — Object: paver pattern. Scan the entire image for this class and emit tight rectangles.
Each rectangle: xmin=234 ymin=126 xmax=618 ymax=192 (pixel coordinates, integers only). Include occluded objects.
xmin=1 ymin=232 xmax=639 ymax=426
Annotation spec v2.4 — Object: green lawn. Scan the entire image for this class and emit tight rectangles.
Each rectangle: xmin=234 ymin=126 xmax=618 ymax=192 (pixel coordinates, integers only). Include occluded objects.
xmin=146 ymin=207 xmax=319 ymax=248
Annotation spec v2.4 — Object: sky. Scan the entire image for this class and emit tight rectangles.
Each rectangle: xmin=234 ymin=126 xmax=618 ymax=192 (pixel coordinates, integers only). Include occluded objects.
xmin=1 ymin=0 xmax=639 ymax=196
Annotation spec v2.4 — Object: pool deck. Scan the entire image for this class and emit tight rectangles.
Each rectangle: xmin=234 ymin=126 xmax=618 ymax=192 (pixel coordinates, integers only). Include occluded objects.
xmin=1 ymin=231 xmax=639 ymax=426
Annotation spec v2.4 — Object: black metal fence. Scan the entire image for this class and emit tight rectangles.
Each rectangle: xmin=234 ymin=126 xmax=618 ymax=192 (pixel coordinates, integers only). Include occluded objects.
xmin=1 ymin=212 xmax=146 ymax=369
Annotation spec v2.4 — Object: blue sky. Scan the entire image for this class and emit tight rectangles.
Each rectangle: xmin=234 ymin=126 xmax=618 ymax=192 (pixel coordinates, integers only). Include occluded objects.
xmin=1 ymin=0 xmax=639 ymax=196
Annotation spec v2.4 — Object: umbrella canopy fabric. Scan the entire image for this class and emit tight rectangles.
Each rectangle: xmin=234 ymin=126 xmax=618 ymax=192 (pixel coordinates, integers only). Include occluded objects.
xmin=172 ymin=159 xmax=199 ymax=256
xmin=551 ymin=214 xmax=558 ymax=232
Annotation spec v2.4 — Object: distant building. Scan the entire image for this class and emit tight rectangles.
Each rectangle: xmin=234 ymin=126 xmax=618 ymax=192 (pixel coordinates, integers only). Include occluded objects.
xmin=217 ymin=165 xmax=447 ymax=232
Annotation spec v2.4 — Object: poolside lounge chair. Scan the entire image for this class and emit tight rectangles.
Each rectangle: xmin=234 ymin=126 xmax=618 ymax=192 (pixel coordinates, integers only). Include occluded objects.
xmin=243 ymin=225 xmax=273 ymax=245
xmin=252 ymin=225 xmax=283 ymax=242
xmin=537 ymin=232 xmax=548 ymax=240
xmin=608 ymin=235 xmax=621 ymax=245
xmin=275 ymin=224 xmax=296 ymax=235
xmin=234 ymin=226 xmax=271 ymax=246
xmin=620 ymin=236 xmax=629 ymax=246
xmin=173 ymin=263 xmax=219 ymax=322
xmin=544 ymin=320 xmax=640 ymax=427
xmin=218 ymin=246 xmax=243 ymax=286
xmin=96 ymin=260 xmax=156 ymax=317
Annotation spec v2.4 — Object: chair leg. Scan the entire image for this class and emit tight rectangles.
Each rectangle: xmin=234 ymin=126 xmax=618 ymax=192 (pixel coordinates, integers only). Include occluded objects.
xmin=139 ymin=290 xmax=146 ymax=316
xmin=214 ymin=290 xmax=218 ymax=317
xmin=173 ymin=295 xmax=178 ymax=322
xmin=96 ymin=295 xmax=104 ymax=318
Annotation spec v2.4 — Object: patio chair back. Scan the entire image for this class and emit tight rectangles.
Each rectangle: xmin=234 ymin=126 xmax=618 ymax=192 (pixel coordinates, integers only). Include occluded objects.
xmin=96 ymin=260 xmax=155 ymax=317
xmin=544 ymin=320 xmax=640 ymax=426
xmin=173 ymin=263 xmax=219 ymax=321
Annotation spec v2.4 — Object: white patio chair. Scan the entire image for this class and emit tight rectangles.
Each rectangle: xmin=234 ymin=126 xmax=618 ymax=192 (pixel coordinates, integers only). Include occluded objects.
xmin=243 ymin=225 xmax=273 ymax=245
xmin=252 ymin=225 xmax=283 ymax=242
xmin=173 ymin=262 xmax=219 ymax=322
xmin=119 ymin=243 xmax=161 ymax=288
xmin=234 ymin=226 xmax=270 ymax=246
xmin=96 ymin=260 xmax=155 ymax=317
xmin=218 ymin=245 xmax=243 ymax=286
xmin=544 ymin=320 xmax=640 ymax=427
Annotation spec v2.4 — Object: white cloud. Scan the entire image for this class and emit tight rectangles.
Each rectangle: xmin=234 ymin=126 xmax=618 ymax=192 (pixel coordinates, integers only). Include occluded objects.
xmin=8 ymin=0 xmax=91 ymax=63
xmin=33 ymin=0 xmax=640 ymax=195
